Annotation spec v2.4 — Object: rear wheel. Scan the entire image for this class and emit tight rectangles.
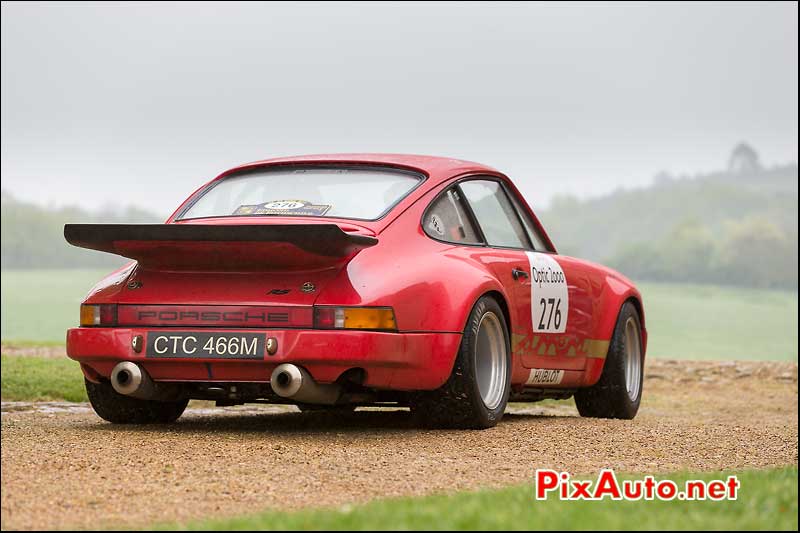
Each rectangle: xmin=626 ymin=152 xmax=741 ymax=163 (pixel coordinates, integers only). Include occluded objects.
xmin=411 ymin=296 xmax=511 ymax=429
xmin=575 ymin=301 xmax=643 ymax=419
xmin=85 ymin=379 xmax=188 ymax=424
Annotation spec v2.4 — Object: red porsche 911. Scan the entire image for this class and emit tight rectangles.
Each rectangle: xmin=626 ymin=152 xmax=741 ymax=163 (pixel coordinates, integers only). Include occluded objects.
xmin=65 ymin=154 xmax=646 ymax=429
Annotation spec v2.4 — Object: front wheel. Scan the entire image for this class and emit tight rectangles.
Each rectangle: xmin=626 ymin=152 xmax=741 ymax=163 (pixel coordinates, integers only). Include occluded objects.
xmin=85 ymin=379 xmax=188 ymax=424
xmin=410 ymin=296 xmax=511 ymax=429
xmin=575 ymin=301 xmax=644 ymax=419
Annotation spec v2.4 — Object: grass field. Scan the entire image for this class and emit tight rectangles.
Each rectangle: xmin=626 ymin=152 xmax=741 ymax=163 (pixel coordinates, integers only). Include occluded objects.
xmin=0 ymin=354 xmax=87 ymax=402
xmin=1 ymin=269 xmax=108 ymax=343
xmin=164 ymin=468 xmax=798 ymax=530
xmin=639 ymin=282 xmax=798 ymax=360
xmin=1 ymin=270 xmax=797 ymax=361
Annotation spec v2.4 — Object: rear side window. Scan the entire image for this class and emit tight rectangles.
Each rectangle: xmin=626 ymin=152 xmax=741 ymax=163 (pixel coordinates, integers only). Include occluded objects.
xmin=459 ymin=180 xmax=530 ymax=249
xmin=424 ymin=188 xmax=481 ymax=244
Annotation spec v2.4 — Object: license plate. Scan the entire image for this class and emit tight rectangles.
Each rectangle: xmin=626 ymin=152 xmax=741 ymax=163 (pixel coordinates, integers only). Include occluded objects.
xmin=145 ymin=331 xmax=265 ymax=359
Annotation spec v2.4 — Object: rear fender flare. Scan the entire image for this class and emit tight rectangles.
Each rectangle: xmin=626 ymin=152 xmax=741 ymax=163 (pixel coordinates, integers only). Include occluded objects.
xmin=583 ymin=288 xmax=647 ymax=387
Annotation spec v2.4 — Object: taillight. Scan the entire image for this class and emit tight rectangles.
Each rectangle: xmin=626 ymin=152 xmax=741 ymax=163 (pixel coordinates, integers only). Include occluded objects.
xmin=313 ymin=306 xmax=397 ymax=331
xmin=80 ymin=304 xmax=118 ymax=327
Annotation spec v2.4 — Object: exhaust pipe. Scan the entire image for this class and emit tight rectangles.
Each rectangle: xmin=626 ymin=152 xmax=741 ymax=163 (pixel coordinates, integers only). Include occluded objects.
xmin=110 ymin=362 xmax=180 ymax=401
xmin=270 ymin=363 xmax=342 ymax=405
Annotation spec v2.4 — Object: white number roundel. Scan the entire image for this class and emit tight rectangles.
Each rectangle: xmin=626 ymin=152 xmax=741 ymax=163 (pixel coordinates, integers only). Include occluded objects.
xmin=525 ymin=252 xmax=569 ymax=333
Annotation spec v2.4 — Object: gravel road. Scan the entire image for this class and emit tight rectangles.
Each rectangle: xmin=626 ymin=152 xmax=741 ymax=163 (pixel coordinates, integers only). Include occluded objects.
xmin=1 ymin=359 xmax=797 ymax=530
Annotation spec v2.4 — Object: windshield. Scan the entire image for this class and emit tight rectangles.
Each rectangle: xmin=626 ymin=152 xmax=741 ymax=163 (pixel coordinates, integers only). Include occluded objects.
xmin=178 ymin=166 xmax=423 ymax=221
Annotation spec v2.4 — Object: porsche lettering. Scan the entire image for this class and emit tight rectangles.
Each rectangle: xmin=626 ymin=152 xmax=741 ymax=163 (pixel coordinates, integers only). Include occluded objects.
xmin=135 ymin=310 xmax=290 ymax=323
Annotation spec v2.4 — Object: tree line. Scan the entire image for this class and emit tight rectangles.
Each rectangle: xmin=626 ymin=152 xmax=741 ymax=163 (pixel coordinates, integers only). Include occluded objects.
xmin=539 ymin=163 xmax=798 ymax=289
xmin=2 ymin=159 xmax=798 ymax=289
xmin=1 ymin=191 xmax=161 ymax=269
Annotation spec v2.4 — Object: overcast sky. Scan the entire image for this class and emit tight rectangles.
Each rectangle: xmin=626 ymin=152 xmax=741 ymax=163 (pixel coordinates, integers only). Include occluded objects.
xmin=1 ymin=1 xmax=797 ymax=214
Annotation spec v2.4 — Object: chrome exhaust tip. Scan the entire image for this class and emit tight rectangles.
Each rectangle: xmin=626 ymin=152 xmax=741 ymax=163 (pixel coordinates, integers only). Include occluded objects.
xmin=270 ymin=364 xmax=304 ymax=398
xmin=270 ymin=363 xmax=342 ymax=405
xmin=110 ymin=361 xmax=156 ymax=399
xmin=110 ymin=361 xmax=183 ymax=401
xmin=111 ymin=361 xmax=145 ymax=395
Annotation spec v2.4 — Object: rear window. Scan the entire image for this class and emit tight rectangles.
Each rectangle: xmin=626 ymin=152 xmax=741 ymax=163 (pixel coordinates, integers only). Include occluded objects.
xmin=178 ymin=166 xmax=423 ymax=221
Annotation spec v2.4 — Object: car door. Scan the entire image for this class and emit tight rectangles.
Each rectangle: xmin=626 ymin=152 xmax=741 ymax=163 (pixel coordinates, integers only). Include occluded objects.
xmin=505 ymin=182 xmax=596 ymax=374
xmin=458 ymin=178 xmax=591 ymax=375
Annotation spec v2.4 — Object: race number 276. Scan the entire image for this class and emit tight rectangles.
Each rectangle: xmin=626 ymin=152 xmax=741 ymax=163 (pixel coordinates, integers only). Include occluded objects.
xmin=537 ymin=297 xmax=563 ymax=331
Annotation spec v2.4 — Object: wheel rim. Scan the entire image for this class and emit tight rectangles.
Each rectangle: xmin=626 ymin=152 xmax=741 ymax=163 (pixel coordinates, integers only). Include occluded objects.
xmin=475 ymin=312 xmax=508 ymax=410
xmin=623 ymin=316 xmax=642 ymax=401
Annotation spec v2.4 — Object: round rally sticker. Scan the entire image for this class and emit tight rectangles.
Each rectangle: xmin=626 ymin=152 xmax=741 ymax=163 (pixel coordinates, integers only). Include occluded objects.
xmin=262 ymin=200 xmax=306 ymax=210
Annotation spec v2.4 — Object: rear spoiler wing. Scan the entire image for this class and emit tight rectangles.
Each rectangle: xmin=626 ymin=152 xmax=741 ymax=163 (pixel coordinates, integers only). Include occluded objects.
xmin=64 ymin=224 xmax=378 ymax=271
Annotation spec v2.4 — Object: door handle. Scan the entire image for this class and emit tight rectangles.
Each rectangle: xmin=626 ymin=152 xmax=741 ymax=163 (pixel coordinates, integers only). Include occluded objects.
xmin=511 ymin=267 xmax=529 ymax=281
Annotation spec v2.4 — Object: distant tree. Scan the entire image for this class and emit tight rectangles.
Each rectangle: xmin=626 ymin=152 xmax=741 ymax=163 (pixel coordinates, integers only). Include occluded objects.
xmin=607 ymin=241 xmax=665 ymax=281
xmin=660 ymin=218 xmax=717 ymax=282
xmin=728 ymin=142 xmax=762 ymax=175
xmin=607 ymin=219 xmax=716 ymax=283
xmin=715 ymin=217 xmax=798 ymax=289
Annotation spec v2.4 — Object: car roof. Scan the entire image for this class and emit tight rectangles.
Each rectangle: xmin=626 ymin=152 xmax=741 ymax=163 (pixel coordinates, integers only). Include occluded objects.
xmin=219 ymin=153 xmax=505 ymax=187
xmin=171 ymin=153 xmax=559 ymax=250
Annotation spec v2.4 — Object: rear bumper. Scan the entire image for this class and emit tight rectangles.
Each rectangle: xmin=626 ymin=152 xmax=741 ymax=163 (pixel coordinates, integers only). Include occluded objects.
xmin=66 ymin=327 xmax=461 ymax=391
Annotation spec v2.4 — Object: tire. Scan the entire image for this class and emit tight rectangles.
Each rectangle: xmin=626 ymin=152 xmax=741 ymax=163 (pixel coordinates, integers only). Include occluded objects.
xmin=85 ymin=379 xmax=188 ymax=424
xmin=411 ymin=296 xmax=511 ymax=429
xmin=575 ymin=301 xmax=644 ymax=419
